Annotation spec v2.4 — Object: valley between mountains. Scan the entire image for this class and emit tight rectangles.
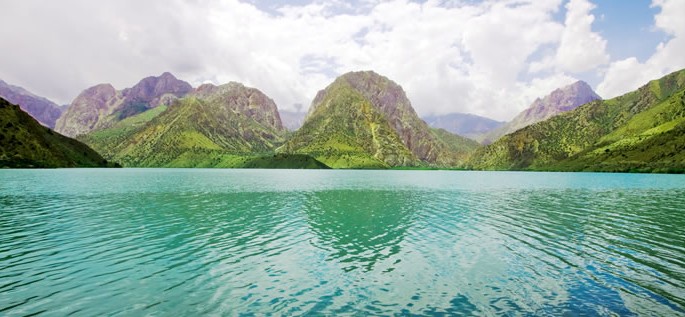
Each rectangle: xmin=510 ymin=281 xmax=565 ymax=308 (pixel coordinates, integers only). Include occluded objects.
xmin=2 ymin=69 xmax=684 ymax=172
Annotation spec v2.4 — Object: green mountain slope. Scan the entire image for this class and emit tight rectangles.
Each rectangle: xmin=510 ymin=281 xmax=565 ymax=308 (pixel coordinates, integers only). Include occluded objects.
xmin=0 ymin=97 xmax=112 ymax=168
xmin=470 ymin=69 xmax=685 ymax=172
xmin=80 ymin=83 xmax=291 ymax=167
xmin=431 ymin=128 xmax=480 ymax=156
xmin=280 ymin=81 xmax=417 ymax=168
xmin=280 ymin=71 xmax=478 ymax=168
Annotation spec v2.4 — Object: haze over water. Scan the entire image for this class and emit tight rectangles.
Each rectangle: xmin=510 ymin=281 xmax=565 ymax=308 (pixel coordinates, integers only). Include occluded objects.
xmin=1 ymin=169 xmax=684 ymax=316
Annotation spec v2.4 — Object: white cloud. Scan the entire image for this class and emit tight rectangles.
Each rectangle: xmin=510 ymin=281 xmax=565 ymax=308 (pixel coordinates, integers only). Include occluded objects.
xmin=555 ymin=0 xmax=609 ymax=73
xmin=1 ymin=0 xmax=674 ymax=122
xmin=597 ymin=0 xmax=685 ymax=98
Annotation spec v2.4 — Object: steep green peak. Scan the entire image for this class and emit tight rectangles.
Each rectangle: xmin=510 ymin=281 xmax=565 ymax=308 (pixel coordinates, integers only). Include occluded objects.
xmin=309 ymin=70 xmax=419 ymax=123
xmin=334 ymin=71 xmax=416 ymax=117
xmin=298 ymin=71 xmax=476 ymax=167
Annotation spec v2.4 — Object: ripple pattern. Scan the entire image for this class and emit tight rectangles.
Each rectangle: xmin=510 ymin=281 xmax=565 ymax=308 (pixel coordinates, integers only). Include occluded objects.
xmin=1 ymin=169 xmax=684 ymax=316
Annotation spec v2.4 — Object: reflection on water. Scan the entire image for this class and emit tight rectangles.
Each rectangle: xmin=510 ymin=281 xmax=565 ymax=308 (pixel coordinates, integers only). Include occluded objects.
xmin=0 ymin=169 xmax=684 ymax=316
xmin=303 ymin=190 xmax=416 ymax=272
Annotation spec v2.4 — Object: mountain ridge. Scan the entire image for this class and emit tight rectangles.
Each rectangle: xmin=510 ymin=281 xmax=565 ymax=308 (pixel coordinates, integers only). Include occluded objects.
xmin=0 ymin=79 xmax=64 ymax=128
xmin=5 ymin=68 xmax=683 ymax=172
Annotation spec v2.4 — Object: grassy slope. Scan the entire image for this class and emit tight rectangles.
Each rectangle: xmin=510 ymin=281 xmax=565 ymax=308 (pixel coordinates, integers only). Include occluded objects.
xmin=82 ymin=97 xmax=285 ymax=167
xmin=0 ymin=98 xmax=112 ymax=168
xmin=82 ymin=97 xmax=335 ymax=168
xmin=430 ymin=128 xmax=481 ymax=162
xmin=553 ymin=89 xmax=685 ymax=172
xmin=470 ymin=69 xmax=685 ymax=172
xmin=279 ymin=82 xmax=418 ymax=169
xmin=79 ymin=105 xmax=168 ymax=158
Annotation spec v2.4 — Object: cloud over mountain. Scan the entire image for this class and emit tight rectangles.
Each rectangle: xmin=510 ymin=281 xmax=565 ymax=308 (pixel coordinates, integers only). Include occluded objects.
xmin=0 ymin=0 xmax=680 ymax=121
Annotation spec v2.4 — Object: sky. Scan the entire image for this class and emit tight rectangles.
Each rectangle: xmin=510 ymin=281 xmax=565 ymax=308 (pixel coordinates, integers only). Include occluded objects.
xmin=0 ymin=0 xmax=683 ymax=121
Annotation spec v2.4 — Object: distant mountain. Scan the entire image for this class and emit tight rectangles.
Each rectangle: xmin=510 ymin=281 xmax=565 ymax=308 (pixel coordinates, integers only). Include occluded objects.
xmin=279 ymin=71 xmax=479 ymax=168
xmin=423 ymin=113 xmax=504 ymax=140
xmin=0 ymin=79 xmax=64 ymax=128
xmin=469 ymin=69 xmax=685 ymax=173
xmin=55 ymin=72 xmax=192 ymax=137
xmin=479 ymin=81 xmax=601 ymax=144
xmin=279 ymin=110 xmax=306 ymax=131
xmin=0 ymin=97 xmax=112 ymax=168
xmin=80 ymin=82 xmax=292 ymax=167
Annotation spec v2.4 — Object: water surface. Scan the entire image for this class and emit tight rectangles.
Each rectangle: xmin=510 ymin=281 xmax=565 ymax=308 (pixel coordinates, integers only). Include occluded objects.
xmin=1 ymin=169 xmax=684 ymax=315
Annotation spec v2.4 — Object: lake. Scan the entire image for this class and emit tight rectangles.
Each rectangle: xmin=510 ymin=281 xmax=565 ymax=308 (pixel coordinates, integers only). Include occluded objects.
xmin=1 ymin=169 xmax=684 ymax=316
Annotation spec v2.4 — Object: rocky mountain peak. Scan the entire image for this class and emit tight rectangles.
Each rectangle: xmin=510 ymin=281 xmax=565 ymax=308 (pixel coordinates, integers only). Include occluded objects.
xmin=80 ymin=84 xmax=117 ymax=106
xmin=122 ymin=72 xmax=192 ymax=103
xmin=340 ymin=71 xmax=417 ymax=117
xmin=55 ymin=73 xmax=194 ymax=137
xmin=522 ymin=81 xmax=601 ymax=120
xmin=190 ymin=82 xmax=284 ymax=132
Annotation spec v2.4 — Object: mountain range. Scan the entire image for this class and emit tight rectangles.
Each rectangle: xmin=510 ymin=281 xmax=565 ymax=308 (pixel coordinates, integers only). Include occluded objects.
xmin=1 ymin=68 xmax=684 ymax=172
xmin=55 ymin=72 xmax=193 ymax=137
xmin=423 ymin=113 xmax=504 ymax=140
xmin=79 ymin=82 xmax=287 ymax=167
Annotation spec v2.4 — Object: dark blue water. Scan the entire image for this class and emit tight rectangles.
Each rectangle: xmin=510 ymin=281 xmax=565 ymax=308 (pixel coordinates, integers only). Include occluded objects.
xmin=1 ymin=169 xmax=684 ymax=316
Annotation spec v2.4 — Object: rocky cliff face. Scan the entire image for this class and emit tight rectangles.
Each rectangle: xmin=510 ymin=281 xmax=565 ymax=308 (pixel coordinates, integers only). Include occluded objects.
xmin=191 ymin=82 xmax=283 ymax=132
xmin=55 ymin=72 xmax=192 ymax=137
xmin=120 ymin=72 xmax=193 ymax=113
xmin=282 ymin=71 xmax=478 ymax=168
xmin=0 ymin=80 xmax=64 ymax=128
xmin=479 ymin=81 xmax=601 ymax=144
xmin=55 ymin=84 xmax=117 ymax=137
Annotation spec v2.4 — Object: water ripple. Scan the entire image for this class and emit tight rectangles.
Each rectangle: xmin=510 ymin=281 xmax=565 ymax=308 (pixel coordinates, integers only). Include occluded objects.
xmin=1 ymin=170 xmax=684 ymax=316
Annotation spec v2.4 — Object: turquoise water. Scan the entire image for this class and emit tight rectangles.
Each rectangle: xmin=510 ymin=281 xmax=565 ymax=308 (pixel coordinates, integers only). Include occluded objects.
xmin=1 ymin=169 xmax=684 ymax=316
